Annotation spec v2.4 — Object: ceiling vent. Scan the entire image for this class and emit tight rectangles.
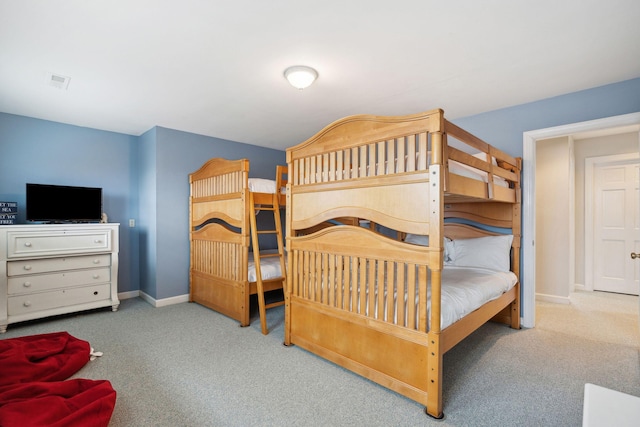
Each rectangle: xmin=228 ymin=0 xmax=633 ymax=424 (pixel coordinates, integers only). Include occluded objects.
xmin=46 ymin=72 xmax=71 ymax=90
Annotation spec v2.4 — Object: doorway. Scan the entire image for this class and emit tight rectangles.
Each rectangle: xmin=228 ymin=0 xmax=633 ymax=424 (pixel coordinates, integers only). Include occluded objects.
xmin=522 ymin=112 xmax=640 ymax=328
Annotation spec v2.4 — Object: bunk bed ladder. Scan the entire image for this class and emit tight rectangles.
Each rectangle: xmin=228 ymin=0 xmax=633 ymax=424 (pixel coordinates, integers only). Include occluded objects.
xmin=249 ymin=191 xmax=286 ymax=335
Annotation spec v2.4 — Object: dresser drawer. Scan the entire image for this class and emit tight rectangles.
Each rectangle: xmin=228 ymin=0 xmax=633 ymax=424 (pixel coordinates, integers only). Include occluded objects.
xmin=8 ymin=283 xmax=111 ymax=316
xmin=7 ymin=229 xmax=112 ymax=258
xmin=7 ymin=267 xmax=111 ymax=295
xmin=7 ymin=254 xmax=111 ymax=276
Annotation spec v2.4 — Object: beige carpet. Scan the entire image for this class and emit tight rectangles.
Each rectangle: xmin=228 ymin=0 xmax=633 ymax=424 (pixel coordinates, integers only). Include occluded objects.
xmin=536 ymin=290 xmax=640 ymax=347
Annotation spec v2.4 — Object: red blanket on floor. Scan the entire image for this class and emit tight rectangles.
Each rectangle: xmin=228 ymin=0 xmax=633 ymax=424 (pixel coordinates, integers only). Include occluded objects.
xmin=0 ymin=332 xmax=90 ymax=386
xmin=0 ymin=332 xmax=116 ymax=427
xmin=0 ymin=379 xmax=116 ymax=427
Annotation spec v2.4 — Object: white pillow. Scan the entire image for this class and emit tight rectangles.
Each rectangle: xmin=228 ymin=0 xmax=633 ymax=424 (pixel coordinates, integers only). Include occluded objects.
xmin=404 ymin=234 xmax=453 ymax=262
xmin=449 ymin=235 xmax=513 ymax=272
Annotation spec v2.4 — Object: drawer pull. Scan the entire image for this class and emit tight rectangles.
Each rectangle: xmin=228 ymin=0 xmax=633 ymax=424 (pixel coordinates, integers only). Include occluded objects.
xmin=94 ymin=239 xmax=102 ymax=244
xmin=93 ymin=274 xmax=100 ymax=279
xmin=93 ymin=291 xmax=99 ymax=295
xmin=23 ymin=301 xmax=31 ymax=307
xmin=23 ymin=265 xmax=32 ymax=271
xmin=93 ymin=259 xmax=101 ymax=264
xmin=23 ymin=282 xmax=31 ymax=288
xmin=24 ymin=242 xmax=32 ymax=247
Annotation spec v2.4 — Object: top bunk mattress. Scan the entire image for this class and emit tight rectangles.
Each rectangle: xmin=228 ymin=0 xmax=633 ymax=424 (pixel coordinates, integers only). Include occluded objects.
xmin=248 ymin=178 xmax=277 ymax=193
xmin=449 ymin=155 xmax=509 ymax=188
xmin=248 ymin=178 xmax=286 ymax=195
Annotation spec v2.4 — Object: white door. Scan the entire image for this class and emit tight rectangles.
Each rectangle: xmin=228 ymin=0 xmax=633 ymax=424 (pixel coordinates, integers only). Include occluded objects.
xmin=592 ymin=158 xmax=639 ymax=295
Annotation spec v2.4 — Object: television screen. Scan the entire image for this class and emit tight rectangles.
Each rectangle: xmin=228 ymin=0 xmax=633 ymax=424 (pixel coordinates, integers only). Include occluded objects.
xmin=26 ymin=183 xmax=103 ymax=223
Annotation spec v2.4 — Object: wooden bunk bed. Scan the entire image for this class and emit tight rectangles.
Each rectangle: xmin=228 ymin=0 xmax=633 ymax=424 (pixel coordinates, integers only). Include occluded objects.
xmin=189 ymin=158 xmax=287 ymax=335
xmin=284 ymin=109 xmax=521 ymax=418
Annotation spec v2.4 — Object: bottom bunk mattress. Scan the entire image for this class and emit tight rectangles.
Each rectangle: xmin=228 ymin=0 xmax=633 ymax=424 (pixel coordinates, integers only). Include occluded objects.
xmin=436 ymin=266 xmax=517 ymax=330
xmin=247 ymin=250 xmax=284 ymax=282
xmin=317 ymin=264 xmax=518 ymax=331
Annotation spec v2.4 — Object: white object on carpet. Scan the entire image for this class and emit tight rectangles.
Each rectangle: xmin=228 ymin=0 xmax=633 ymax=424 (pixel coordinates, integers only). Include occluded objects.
xmin=583 ymin=383 xmax=640 ymax=427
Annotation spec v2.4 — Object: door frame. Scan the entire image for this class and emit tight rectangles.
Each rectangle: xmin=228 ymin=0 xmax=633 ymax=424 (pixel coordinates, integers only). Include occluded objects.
xmin=585 ymin=153 xmax=640 ymax=292
xmin=522 ymin=112 xmax=640 ymax=328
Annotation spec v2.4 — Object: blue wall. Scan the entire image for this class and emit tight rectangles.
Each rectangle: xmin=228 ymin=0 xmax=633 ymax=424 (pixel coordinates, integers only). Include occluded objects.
xmin=0 ymin=114 xmax=285 ymax=301
xmin=137 ymin=127 xmax=157 ymax=298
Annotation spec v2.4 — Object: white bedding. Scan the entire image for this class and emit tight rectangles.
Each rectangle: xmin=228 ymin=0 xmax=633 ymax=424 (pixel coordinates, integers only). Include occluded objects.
xmin=448 ymin=160 xmax=508 ymax=188
xmin=248 ymin=250 xmax=284 ymax=282
xmin=435 ymin=266 xmax=517 ymax=329
xmin=248 ymin=178 xmax=277 ymax=193
xmin=248 ymin=178 xmax=286 ymax=194
xmin=366 ymin=265 xmax=517 ymax=330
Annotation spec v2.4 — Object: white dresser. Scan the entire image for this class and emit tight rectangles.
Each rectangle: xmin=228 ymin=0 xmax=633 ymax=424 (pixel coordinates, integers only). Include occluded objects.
xmin=0 ymin=223 xmax=120 ymax=333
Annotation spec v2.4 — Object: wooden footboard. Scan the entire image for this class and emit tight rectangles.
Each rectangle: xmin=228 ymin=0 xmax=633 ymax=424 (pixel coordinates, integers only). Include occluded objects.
xmin=284 ymin=225 xmax=438 ymax=410
xmin=287 ymin=288 xmax=519 ymax=417
xmin=289 ymin=297 xmax=431 ymax=405
xmin=284 ymin=225 xmax=520 ymax=418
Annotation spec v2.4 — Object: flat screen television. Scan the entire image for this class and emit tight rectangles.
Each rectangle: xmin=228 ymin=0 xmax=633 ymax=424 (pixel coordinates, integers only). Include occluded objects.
xmin=26 ymin=183 xmax=103 ymax=223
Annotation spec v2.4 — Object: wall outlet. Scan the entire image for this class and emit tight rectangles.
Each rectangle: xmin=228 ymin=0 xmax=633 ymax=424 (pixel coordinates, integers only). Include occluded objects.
xmin=129 ymin=219 xmax=135 ymax=228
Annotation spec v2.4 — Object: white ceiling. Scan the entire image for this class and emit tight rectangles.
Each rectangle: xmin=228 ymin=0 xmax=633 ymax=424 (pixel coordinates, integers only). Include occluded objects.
xmin=1 ymin=1 xmax=639 ymax=151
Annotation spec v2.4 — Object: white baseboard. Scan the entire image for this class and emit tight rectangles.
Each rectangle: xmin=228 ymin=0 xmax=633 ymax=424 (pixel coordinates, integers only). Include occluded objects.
xmin=536 ymin=293 xmax=571 ymax=304
xmin=117 ymin=290 xmax=140 ymax=300
xmin=138 ymin=291 xmax=190 ymax=308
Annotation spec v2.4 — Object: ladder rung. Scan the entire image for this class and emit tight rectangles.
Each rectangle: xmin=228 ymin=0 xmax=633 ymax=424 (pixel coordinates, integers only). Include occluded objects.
xmin=257 ymin=230 xmax=277 ymax=234
xmin=259 ymin=252 xmax=282 ymax=258
xmin=265 ymin=301 xmax=285 ymax=310
xmin=261 ymin=275 xmax=284 ymax=282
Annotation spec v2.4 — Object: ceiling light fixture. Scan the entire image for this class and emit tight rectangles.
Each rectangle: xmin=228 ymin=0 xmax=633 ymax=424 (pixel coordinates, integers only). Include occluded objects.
xmin=284 ymin=65 xmax=318 ymax=90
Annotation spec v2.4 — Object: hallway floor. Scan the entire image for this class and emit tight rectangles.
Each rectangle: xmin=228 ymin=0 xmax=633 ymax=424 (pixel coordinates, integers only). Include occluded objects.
xmin=536 ymin=290 xmax=640 ymax=347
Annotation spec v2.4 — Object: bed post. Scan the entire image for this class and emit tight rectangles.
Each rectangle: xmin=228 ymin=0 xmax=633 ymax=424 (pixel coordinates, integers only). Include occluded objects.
xmin=426 ymin=270 xmax=444 ymax=419
xmin=426 ymin=124 xmax=445 ymax=419
xmin=284 ymin=153 xmax=293 ymax=346
xmin=510 ymin=158 xmax=523 ymax=329
xmin=189 ymin=176 xmax=195 ymax=304
xmin=240 ymin=163 xmax=251 ymax=327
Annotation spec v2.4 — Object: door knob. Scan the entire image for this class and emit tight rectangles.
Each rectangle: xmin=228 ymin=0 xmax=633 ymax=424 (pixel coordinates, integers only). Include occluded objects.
xmin=632 ymin=252 xmax=639 ymax=259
